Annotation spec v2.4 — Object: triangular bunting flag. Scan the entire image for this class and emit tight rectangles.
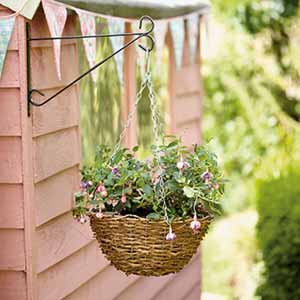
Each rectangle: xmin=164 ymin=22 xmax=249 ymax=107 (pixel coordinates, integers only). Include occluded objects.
xmin=42 ymin=0 xmax=67 ymax=80
xmin=107 ymin=19 xmax=124 ymax=84
xmin=187 ymin=13 xmax=199 ymax=63
xmin=76 ymin=9 xmax=97 ymax=82
xmin=0 ymin=17 xmax=15 ymax=79
xmin=170 ymin=19 xmax=185 ymax=69
xmin=154 ymin=20 xmax=167 ymax=73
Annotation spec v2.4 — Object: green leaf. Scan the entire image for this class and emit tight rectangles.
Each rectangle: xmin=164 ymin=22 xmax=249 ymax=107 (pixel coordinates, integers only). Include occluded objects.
xmin=183 ymin=186 xmax=195 ymax=198
xmin=146 ymin=212 xmax=161 ymax=220
xmin=112 ymin=150 xmax=123 ymax=165
xmin=144 ymin=184 xmax=153 ymax=196
xmin=132 ymin=145 xmax=139 ymax=152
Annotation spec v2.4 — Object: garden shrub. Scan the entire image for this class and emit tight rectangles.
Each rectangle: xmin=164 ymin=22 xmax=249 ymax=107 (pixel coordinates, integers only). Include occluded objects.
xmin=256 ymin=166 xmax=300 ymax=300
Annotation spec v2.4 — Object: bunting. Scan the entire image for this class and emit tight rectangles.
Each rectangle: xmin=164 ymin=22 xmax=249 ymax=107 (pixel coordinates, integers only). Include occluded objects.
xmin=76 ymin=9 xmax=97 ymax=82
xmin=42 ymin=0 xmax=67 ymax=80
xmin=0 ymin=0 xmax=205 ymax=86
xmin=154 ymin=20 xmax=167 ymax=72
xmin=170 ymin=19 xmax=185 ymax=69
xmin=0 ymin=17 xmax=15 ymax=78
xmin=107 ymin=19 xmax=124 ymax=84
xmin=188 ymin=13 xmax=199 ymax=63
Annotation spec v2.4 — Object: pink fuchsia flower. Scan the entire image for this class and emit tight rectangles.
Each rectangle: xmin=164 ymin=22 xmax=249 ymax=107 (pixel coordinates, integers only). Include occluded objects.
xmin=96 ymin=212 xmax=103 ymax=219
xmin=190 ymin=215 xmax=201 ymax=233
xmin=110 ymin=166 xmax=120 ymax=176
xmin=121 ymin=195 xmax=127 ymax=204
xmin=166 ymin=228 xmax=176 ymax=241
xmin=79 ymin=216 xmax=86 ymax=224
xmin=100 ymin=190 xmax=108 ymax=198
xmin=80 ymin=181 xmax=91 ymax=189
xmin=213 ymin=183 xmax=220 ymax=190
xmin=201 ymin=169 xmax=212 ymax=183
xmin=177 ymin=161 xmax=185 ymax=170
xmin=96 ymin=184 xmax=105 ymax=193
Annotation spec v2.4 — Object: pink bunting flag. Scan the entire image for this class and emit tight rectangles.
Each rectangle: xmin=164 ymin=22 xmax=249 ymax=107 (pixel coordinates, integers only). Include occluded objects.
xmin=76 ymin=9 xmax=97 ymax=82
xmin=153 ymin=20 xmax=167 ymax=73
xmin=187 ymin=13 xmax=200 ymax=63
xmin=42 ymin=0 xmax=67 ymax=80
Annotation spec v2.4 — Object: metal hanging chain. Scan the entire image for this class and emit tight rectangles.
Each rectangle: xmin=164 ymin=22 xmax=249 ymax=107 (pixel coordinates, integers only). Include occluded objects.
xmin=110 ymin=50 xmax=171 ymax=225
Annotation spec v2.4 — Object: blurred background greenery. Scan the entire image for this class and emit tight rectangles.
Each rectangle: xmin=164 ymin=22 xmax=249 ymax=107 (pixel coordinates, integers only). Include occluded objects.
xmin=79 ymin=1 xmax=300 ymax=299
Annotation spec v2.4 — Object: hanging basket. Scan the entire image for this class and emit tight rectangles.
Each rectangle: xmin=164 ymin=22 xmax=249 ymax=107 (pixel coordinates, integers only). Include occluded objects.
xmin=89 ymin=213 xmax=213 ymax=276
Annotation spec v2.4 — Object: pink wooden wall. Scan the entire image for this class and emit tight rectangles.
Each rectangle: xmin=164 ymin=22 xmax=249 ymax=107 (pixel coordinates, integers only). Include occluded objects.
xmin=0 ymin=6 xmax=203 ymax=300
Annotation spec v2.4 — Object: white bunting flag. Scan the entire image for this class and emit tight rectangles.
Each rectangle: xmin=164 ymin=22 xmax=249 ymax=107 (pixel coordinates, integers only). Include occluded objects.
xmin=188 ymin=13 xmax=199 ymax=63
xmin=76 ymin=10 xmax=97 ymax=82
xmin=42 ymin=0 xmax=67 ymax=80
xmin=170 ymin=19 xmax=185 ymax=69
xmin=154 ymin=20 xmax=167 ymax=73
xmin=0 ymin=17 xmax=15 ymax=78
xmin=107 ymin=19 xmax=124 ymax=84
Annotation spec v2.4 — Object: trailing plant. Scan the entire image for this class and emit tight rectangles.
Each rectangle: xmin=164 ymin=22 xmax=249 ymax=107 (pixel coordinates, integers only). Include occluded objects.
xmin=73 ymin=137 xmax=225 ymax=238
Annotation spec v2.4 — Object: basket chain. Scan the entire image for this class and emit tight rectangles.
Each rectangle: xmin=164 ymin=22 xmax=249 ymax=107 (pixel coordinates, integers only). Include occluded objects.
xmin=110 ymin=50 xmax=170 ymax=226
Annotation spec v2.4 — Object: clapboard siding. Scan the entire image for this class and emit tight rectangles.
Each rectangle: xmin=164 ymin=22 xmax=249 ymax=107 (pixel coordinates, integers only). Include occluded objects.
xmin=183 ymin=282 xmax=201 ymax=300
xmin=36 ymin=213 xmax=93 ymax=273
xmin=0 ymin=271 xmax=27 ymax=300
xmin=65 ymin=265 xmax=139 ymax=300
xmin=0 ymin=184 xmax=24 ymax=229
xmin=114 ymin=273 xmax=175 ymax=300
xmin=37 ymin=241 xmax=107 ymax=300
xmin=0 ymin=229 xmax=25 ymax=271
xmin=30 ymin=44 xmax=79 ymax=91
xmin=33 ymin=127 xmax=80 ymax=183
xmin=175 ymin=65 xmax=202 ymax=97
xmin=153 ymin=257 xmax=200 ymax=300
xmin=0 ymin=136 xmax=23 ymax=183
xmin=177 ymin=120 xmax=201 ymax=146
xmin=0 ymin=50 xmax=20 ymax=88
xmin=32 ymin=85 xmax=80 ymax=137
xmin=35 ymin=166 xmax=79 ymax=226
xmin=174 ymin=94 xmax=202 ymax=125
xmin=0 ymin=89 xmax=21 ymax=136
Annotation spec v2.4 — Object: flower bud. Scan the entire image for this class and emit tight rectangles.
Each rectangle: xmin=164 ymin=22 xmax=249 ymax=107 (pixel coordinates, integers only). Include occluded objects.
xmin=177 ymin=161 xmax=185 ymax=170
xmin=96 ymin=212 xmax=103 ymax=219
xmin=79 ymin=216 xmax=86 ymax=224
xmin=166 ymin=229 xmax=176 ymax=241
xmin=100 ymin=190 xmax=108 ymax=198
xmin=190 ymin=215 xmax=201 ymax=232
xmin=201 ymin=169 xmax=212 ymax=182
xmin=121 ymin=195 xmax=127 ymax=204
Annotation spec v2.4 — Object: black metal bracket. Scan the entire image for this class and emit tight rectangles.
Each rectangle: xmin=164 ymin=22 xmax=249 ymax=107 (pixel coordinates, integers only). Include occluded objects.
xmin=26 ymin=15 xmax=155 ymax=116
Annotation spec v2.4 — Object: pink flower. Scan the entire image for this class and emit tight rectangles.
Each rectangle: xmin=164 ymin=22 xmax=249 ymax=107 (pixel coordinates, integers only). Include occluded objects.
xmin=190 ymin=215 xmax=201 ymax=233
xmin=100 ymin=190 xmax=108 ymax=198
xmin=79 ymin=216 xmax=86 ymax=224
xmin=166 ymin=229 xmax=176 ymax=241
xmin=121 ymin=195 xmax=127 ymax=204
xmin=213 ymin=183 xmax=220 ymax=190
xmin=96 ymin=184 xmax=105 ymax=193
xmin=177 ymin=161 xmax=185 ymax=170
xmin=96 ymin=212 xmax=103 ymax=219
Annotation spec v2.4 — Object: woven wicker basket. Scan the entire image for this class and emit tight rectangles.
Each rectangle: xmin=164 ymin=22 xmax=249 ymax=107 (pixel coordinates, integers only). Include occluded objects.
xmin=90 ymin=214 xmax=212 ymax=276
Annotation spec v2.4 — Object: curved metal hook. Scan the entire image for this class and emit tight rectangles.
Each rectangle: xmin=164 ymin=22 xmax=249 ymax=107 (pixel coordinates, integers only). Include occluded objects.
xmin=138 ymin=34 xmax=155 ymax=52
xmin=139 ymin=15 xmax=155 ymax=34
xmin=138 ymin=15 xmax=155 ymax=52
xmin=29 ymin=89 xmax=46 ymax=107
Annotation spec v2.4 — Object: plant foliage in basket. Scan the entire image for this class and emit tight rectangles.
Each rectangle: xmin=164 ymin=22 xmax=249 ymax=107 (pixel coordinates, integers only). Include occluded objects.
xmin=73 ymin=137 xmax=224 ymax=227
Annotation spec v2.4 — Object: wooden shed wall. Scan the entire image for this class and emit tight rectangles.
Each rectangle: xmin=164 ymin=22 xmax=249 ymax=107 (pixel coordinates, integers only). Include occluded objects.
xmin=0 ymin=6 xmax=203 ymax=300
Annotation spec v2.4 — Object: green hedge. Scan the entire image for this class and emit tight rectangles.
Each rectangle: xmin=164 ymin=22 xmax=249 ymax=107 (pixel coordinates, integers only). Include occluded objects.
xmin=256 ymin=167 xmax=300 ymax=300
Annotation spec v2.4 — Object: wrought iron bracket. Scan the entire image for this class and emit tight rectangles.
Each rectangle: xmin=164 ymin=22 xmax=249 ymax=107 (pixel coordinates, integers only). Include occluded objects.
xmin=26 ymin=15 xmax=155 ymax=116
